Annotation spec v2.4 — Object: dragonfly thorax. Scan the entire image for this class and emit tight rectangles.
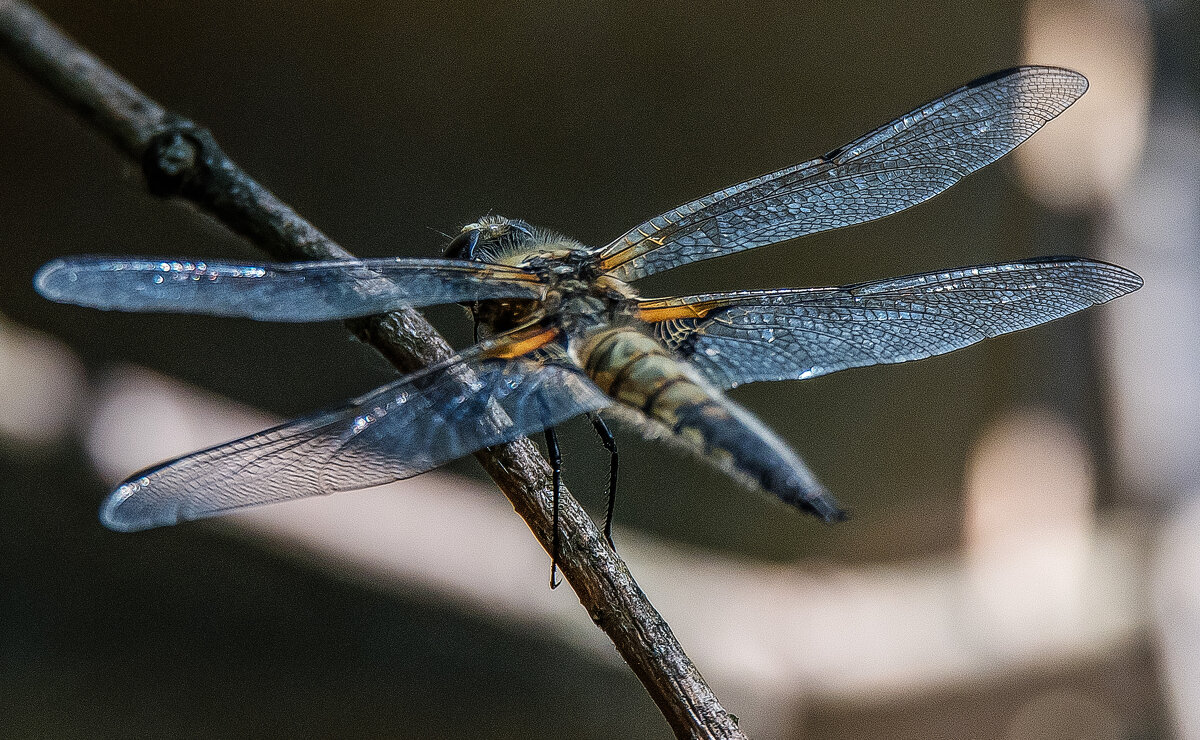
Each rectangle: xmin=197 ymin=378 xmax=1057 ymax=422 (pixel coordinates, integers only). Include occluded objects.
xmin=448 ymin=215 xmax=639 ymax=335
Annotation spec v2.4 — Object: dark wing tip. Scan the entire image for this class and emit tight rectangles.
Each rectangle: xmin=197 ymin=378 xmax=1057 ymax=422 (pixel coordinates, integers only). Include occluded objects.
xmin=823 ymin=66 xmax=1089 ymax=166
xmin=1105 ymin=262 xmax=1144 ymax=294
xmin=1009 ymin=256 xmax=1143 ymax=300
xmin=967 ymin=67 xmax=1023 ymax=88
xmin=1089 ymin=260 xmax=1144 ymax=297
xmin=967 ymin=65 xmax=1089 ymax=96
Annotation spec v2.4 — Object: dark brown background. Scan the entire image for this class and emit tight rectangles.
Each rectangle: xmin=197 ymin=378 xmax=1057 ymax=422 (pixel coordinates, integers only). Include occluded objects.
xmin=0 ymin=1 xmax=1179 ymax=737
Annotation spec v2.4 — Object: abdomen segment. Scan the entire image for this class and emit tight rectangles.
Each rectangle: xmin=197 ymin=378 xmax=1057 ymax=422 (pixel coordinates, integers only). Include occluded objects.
xmin=581 ymin=328 xmax=845 ymax=522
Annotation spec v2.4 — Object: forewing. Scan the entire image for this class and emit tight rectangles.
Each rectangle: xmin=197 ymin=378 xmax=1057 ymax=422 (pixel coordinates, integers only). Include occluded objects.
xmin=601 ymin=67 xmax=1088 ymax=281
xmin=100 ymin=354 xmax=611 ymax=531
xmin=646 ymin=259 xmax=1142 ymax=388
xmin=35 ymin=256 xmax=545 ymax=321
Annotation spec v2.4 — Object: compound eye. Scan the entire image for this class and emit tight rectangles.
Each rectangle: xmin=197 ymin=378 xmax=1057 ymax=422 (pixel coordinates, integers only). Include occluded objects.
xmin=444 ymin=229 xmax=481 ymax=260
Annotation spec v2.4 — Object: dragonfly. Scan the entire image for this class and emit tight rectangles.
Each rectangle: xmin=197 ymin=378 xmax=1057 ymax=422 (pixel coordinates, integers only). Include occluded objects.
xmin=36 ymin=66 xmax=1140 ymax=583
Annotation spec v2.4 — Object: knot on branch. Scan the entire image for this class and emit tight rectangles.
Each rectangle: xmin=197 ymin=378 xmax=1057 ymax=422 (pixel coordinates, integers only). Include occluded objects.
xmin=141 ymin=119 xmax=224 ymax=198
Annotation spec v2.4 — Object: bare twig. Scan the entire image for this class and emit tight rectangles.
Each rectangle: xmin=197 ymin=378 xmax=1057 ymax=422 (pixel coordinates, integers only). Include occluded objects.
xmin=0 ymin=1 xmax=745 ymax=737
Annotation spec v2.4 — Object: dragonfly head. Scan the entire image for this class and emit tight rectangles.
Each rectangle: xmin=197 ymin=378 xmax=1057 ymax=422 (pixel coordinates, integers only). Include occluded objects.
xmin=445 ymin=216 xmax=536 ymax=263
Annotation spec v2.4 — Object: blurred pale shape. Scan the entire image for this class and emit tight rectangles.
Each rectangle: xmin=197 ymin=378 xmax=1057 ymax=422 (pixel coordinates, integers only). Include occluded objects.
xmin=85 ymin=364 xmax=275 ymax=485
xmin=0 ymin=315 xmax=87 ymax=445
xmin=1152 ymin=490 xmax=1200 ymax=739
xmin=1100 ymin=108 xmax=1200 ymax=499
xmin=963 ymin=407 xmax=1096 ymax=644
xmin=964 ymin=407 xmax=1095 ymax=544
xmin=1019 ymin=0 xmax=1152 ymax=210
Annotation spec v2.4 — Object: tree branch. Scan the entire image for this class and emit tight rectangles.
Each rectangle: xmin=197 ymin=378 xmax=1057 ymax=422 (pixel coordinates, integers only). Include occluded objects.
xmin=0 ymin=2 xmax=745 ymax=737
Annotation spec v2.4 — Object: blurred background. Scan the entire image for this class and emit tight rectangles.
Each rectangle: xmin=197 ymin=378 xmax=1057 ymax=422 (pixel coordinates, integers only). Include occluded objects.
xmin=0 ymin=0 xmax=1194 ymax=737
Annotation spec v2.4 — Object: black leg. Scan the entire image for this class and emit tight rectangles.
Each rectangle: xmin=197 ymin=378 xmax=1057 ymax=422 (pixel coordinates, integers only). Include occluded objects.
xmin=588 ymin=413 xmax=619 ymax=550
xmin=544 ymin=427 xmax=562 ymax=589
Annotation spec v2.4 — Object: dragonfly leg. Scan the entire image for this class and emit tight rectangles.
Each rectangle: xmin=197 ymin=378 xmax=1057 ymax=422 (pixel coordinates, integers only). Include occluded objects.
xmin=587 ymin=413 xmax=618 ymax=550
xmin=544 ymin=427 xmax=562 ymax=589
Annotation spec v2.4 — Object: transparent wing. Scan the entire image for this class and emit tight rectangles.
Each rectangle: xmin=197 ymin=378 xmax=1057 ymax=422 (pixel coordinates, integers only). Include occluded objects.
xmin=644 ymin=258 xmax=1142 ymax=389
xmin=35 ymin=256 xmax=545 ymax=322
xmin=600 ymin=66 xmax=1088 ymax=281
xmin=100 ymin=351 xmax=610 ymax=531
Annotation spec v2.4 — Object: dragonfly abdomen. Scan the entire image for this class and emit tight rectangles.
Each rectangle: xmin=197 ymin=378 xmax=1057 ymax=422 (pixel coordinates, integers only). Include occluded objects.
xmin=582 ymin=328 xmax=845 ymax=522
xmin=584 ymin=329 xmax=709 ymax=414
